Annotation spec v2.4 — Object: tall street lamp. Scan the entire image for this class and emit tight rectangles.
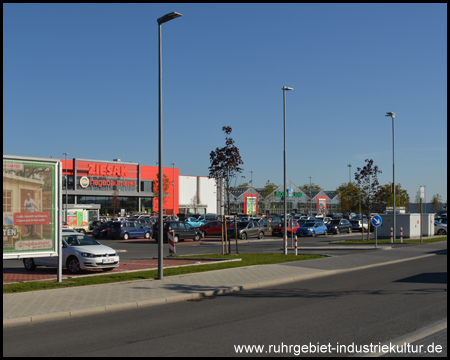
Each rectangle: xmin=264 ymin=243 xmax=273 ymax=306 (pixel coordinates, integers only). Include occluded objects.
xmin=347 ymin=164 xmax=352 ymax=184
xmin=282 ymin=86 xmax=293 ymax=255
xmin=309 ymin=176 xmax=312 ymax=215
xmin=63 ymin=153 xmax=69 ymax=223
xmin=250 ymin=170 xmax=253 ymax=216
xmin=171 ymin=163 xmax=176 ymax=216
xmin=347 ymin=164 xmax=352 ymax=213
xmin=157 ymin=11 xmax=182 ymax=280
xmin=385 ymin=112 xmax=395 ymax=243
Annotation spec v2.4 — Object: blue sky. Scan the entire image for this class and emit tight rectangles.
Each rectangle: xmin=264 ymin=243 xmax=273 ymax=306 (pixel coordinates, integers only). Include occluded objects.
xmin=3 ymin=3 xmax=447 ymax=203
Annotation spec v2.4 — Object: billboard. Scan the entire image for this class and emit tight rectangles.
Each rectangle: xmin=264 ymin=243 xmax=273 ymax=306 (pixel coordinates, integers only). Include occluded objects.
xmin=244 ymin=193 xmax=258 ymax=216
xmin=3 ymin=155 xmax=61 ymax=259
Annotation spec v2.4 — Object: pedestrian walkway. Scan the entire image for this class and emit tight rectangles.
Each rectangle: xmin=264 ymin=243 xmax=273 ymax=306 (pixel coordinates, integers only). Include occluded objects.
xmin=3 ymin=241 xmax=446 ymax=327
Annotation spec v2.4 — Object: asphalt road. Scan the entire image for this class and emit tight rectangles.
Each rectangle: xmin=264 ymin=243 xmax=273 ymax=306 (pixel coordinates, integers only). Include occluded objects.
xmin=3 ymin=252 xmax=446 ymax=357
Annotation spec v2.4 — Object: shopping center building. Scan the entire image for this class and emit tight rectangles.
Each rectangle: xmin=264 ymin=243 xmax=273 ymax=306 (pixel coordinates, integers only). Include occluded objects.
xmin=57 ymin=157 xmax=342 ymax=219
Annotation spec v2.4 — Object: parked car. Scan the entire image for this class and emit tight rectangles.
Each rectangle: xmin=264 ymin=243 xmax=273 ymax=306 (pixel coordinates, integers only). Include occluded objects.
xmin=152 ymin=221 xmax=202 ymax=243
xmin=88 ymin=220 xmax=103 ymax=233
xmin=262 ymin=216 xmax=282 ymax=228
xmin=197 ymin=213 xmax=218 ymax=222
xmin=326 ymin=219 xmax=352 ymax=234
xmin=434 ymin=221 xmax=447 ymax=235
xmin=23 ymin=231 xmax=119 ymax=274
xmin=92 ymin=221 xmax=113 ymax=238
xmin=109 ymin=221 xmax=152 ymax=240
xmin=227 ymin=220 xmax=265 ymax=240
xmin=272 ymin=221 xmax=300 ymax=237
xmin=184 ymin=217 xmax=205 ymax=228
xmin=323 ymin=217 xmax=332 ymax=225
xmin=296 ymin=221 xmax=328 ymax=237
xmin=197 ymin=220 xmax=232 ymax=238
xmin=350 ymin=219 xmax=368 ymax=232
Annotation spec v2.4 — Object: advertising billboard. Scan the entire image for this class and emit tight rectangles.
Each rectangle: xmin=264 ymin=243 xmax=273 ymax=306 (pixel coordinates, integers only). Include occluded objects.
xmin=3 ymin=155 xmax=61 ymax=259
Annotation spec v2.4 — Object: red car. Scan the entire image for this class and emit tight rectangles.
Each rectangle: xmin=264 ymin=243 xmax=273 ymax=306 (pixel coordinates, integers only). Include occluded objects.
xmin=197 ymin=220 xmax=232 ymax=238
xmin=272 ymin=221 xmax=300 ymax=237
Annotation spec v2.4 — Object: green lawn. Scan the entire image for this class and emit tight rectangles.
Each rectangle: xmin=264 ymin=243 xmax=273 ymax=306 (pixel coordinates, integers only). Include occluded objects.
xmin=3 ymin=253 xmax=325 ymax=294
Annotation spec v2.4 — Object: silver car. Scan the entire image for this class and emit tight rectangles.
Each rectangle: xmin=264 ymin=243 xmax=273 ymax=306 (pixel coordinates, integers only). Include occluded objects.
xmin=434 ymin=221 xmax=447 ymax=235
xmin=23 ymin=232 xmax=119 ymax=274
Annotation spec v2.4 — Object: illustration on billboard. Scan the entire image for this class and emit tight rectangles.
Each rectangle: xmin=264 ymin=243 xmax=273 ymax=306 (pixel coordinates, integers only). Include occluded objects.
xmin=246 ymin=196 xmax=257 ymax=216
xmin=317 ymin=196 xmax=327 ymax=213
xmin=3 ymin=156 xmax=59 ymax=257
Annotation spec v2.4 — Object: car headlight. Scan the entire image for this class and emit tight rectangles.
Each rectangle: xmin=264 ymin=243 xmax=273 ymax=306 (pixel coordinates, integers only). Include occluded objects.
xmin=307 ymin=228 xmax=313 ymax=231
xmin=81 ymin=252 xmax=96 ymax=258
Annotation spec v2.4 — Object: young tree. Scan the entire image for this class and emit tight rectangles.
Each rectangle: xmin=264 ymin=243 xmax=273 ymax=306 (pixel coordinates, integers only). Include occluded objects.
xmin=431 ymin=194 xmax=442 ymax=213
xmin=336 ymin=182 xmax=360 ymax=213
xmin=379 ymin=183 xmax=411 ymax=212
xmin=208 ymin=126 xmax=244 ymax=215
xmin=354 ymin=159 xmax=383 ymax=215
xmin=153 ymin=173 xmax=171 ymax=214
xmin=111 ymin=188 xmax=120 ymax=216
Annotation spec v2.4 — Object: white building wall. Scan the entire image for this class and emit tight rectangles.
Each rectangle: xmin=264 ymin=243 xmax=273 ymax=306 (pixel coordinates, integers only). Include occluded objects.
xmin=179 ymin=175 xmax=218 ymax=214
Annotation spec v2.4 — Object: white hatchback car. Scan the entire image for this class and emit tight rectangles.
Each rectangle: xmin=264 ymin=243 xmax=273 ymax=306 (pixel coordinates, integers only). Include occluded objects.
xmin=23 ymin=232 xmax=119 ymax=274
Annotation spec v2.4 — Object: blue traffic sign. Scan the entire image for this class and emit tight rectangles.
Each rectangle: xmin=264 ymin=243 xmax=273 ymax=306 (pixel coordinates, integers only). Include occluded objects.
xmin=372 ymin=215 xmax=382 ymax=227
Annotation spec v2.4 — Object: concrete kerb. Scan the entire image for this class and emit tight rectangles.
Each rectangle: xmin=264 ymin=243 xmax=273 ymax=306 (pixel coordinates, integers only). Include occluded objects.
xmin=2 ymin=251 xmax=441 ymax=328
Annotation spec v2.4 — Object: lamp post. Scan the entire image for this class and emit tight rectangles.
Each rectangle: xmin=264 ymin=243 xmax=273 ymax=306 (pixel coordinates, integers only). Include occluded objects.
xmin=347 ymin=164 xmax=352 ymax=213
xmin=309 ymin=176 xmax=312 ymax=215
xmin=385 ymin=112 xmax=395 ymax=243
xmin=63 ymin=153 xmax=69 ymax=223
xmin=282 ymin=86 xmax=293 ymax=255
xmin=250 ymin=170 xmax=254 ymax=216
xmin=347 ymin=164 xmax=352 ymax=184
xmin=171 ymin=163 xmax=176 ymax=216
xmin=157 ymin=11 xmax=182 ymax=280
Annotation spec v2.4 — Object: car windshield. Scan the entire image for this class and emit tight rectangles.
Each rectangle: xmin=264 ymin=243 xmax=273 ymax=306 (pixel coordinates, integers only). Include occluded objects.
xmin=330 ymin=220 xmax=340 ymax=224
xmin=303 ymin=222 xmax=316 ymax=228
xmin=64 ymin=234 xmax=100 ymax=246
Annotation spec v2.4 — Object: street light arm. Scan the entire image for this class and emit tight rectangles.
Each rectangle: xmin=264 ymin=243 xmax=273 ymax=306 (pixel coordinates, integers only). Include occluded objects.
xmin=157 ymin=12 xmax=182 ymax=24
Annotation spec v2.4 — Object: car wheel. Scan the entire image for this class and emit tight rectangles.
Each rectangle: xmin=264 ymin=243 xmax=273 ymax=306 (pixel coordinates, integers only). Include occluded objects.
xmin=336 ymin=228 xmax=340 ymax=235
xmin=23 ymin=258 xmax=36 ymax=271
xmin=202 ymin=231 xmax=207 ymax=238
xmin=348 ymin=228 xmax=352 ymax=234
xmin=311 ymin=231 xmax=315 ymax=237
xmin=241 ymin=232 xmax=247 ymax=240
xmin=437 ymin=229 xmax=446 ymax=235
xmin=123 ymin=233 xmax=129 ymax=240
xmin=193 ymin=234 xmax=201 ymax=242
xmin=145 ymin=232 xmax=151 ymax=239
xmin=66 ymin=256 xmax=81 ymax=274
xmin=258 ymin=231 xmax=264 ymax=239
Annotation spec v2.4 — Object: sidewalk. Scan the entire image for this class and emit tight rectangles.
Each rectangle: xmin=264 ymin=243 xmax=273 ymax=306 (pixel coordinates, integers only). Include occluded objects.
xmin=3 ymin=241 xmax=446 ymax=327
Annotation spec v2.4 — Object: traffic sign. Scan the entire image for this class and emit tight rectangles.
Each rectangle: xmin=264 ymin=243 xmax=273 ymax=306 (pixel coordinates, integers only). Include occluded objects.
xmin=372 ymin=215 xmax=382 ymax=227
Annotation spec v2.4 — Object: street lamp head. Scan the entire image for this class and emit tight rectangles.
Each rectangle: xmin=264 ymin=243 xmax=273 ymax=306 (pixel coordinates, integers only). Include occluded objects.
xmin=282 ymin=86 xmax=294 ymax=91
xmin=157 ymin=12 xmax=182 ymax=25
xmin=348 ymin=164 xmax=352 ymax=167
xmin=385 ymin=112 xmax=395 ymax=119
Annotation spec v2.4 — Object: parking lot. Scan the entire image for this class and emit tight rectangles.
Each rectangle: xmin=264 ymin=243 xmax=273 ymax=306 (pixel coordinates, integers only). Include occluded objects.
xmin=3 ymin=231 xmax=391 ymax=284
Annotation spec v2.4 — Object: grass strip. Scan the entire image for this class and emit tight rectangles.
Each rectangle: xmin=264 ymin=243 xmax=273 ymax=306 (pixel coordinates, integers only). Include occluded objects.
xmin=3 ymin=253 xmax=324 ymax=294
xmin=337 ymin=236 xmax=447 ymax=244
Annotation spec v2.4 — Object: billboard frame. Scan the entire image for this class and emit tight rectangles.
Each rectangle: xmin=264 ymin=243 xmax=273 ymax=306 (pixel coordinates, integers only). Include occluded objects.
xmin=3 ymin=154 xmax=61 ymax=260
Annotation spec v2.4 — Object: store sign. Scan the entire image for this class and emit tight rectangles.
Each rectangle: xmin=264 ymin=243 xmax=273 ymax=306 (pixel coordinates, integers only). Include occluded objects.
xmin=275 ymin=191 xmax=303 ymax=198
xmin=87 ymin=163 xmax=129 ymax=178
xmin=88 ymin=178 xmax=137 ymax=188
xmin=80 ymin=176 xmax=89 ymax=188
